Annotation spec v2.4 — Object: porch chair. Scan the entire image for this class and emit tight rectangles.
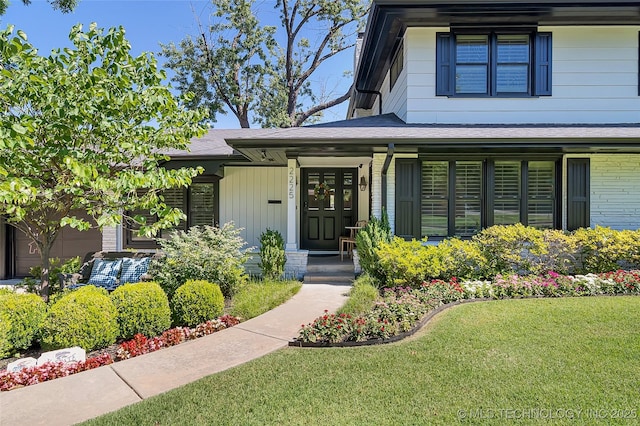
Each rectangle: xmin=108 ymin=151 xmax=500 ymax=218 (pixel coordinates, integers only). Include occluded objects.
xmin=340 ymin=220 xmax=368 ymax=261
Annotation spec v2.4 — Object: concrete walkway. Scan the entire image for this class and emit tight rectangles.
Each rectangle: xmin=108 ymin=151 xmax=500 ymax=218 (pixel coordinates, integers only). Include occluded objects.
xmin=0 ymin=283 xmax=349 ymax=426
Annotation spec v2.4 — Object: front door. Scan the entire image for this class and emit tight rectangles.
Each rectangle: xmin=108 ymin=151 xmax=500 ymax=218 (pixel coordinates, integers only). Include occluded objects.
xmin=302 ymin=168 xmax=357 ymax=251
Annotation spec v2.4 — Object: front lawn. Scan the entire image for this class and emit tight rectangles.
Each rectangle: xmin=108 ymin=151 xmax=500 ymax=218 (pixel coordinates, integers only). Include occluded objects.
xmin=229 ymin=279 xmax=302 ymax=320
xmin=85 ymin=296 xmax=640 ymax=425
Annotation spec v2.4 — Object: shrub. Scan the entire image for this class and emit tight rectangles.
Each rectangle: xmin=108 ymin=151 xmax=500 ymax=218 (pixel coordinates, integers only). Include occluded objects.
xmin=40 ymin=285 xmax=118 ymax=351
xmin=337 ymin=274 xmax=380 ymax=316
xmin=473 ymin=223 xmax=547 ymax=277
xmin=436 ymin=237 xmax=487 ymax=280
xmin=375 ymin=238 xmax=441 ymax=288
xmin=259 ymin=229 xmax=286 ymax=280
xmin=355 ymin=210 xmax=392 ymax=280
xmin=21 ymin=256 xmax=81 ymax=296
xmin=0 ymin=293 xmax=47 ymax=358
xmin=171 ymin=280 xmax=225 ymax=327
xmin=110 ymin=282 xmax=171 ymax=339
xmin=151 ymin=223 xmax=251 ymax=299
xmin=572 ymin=226 xmax=640 ymax=273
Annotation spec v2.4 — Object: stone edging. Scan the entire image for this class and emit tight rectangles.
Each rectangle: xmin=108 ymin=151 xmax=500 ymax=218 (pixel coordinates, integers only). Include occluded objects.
xmin=288 ymin=298 xmax=490 ymax=348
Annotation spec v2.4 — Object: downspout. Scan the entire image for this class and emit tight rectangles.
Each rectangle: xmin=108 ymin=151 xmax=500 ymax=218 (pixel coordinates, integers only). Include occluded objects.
xmin=355 ymin=89 xmax=383 ymax=116
xmin=381 ymin=143 xmax=395 ymax=215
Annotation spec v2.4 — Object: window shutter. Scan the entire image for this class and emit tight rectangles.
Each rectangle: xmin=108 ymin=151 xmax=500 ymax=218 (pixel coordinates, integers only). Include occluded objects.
xmin=395 ymin=159 xmax=420 ymax=240
xmin=567 ymin=159 xmax=590 ymax=231
xmin=436 ymin=33 xmax=454 ymax=96
xmin=534 ymin=32 xmax=552 ymax=96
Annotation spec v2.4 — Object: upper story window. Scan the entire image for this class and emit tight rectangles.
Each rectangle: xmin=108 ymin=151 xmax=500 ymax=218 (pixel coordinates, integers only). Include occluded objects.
xmin=390 ymin=40 xmax=404 ymax=90
xmin=436 ymin=30 xmax=552 ymax=97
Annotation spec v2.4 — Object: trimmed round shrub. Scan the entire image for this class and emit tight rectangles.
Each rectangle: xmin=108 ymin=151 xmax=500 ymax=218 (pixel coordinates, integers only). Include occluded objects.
xmin=0 ymin=293 xmax=47 ymax=358
xmin=40 ymin=285 xmax=118 ymax=351
xmin=110 ymin=282 xmax=171 ymax=339
xmin=171 ymin=280 xmax=224 ymax=327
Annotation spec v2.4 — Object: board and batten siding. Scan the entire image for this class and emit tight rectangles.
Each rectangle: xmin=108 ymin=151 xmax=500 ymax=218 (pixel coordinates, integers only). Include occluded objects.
xmin=589 ymin=154 xmax=640 ymax=230
xmin=398 ymin=26 xmax=640 ymax=124
xmin=219 ymin=167 xmax=288 ymax=249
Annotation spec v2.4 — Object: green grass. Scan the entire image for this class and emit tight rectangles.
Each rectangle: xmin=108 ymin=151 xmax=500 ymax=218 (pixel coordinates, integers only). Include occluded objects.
xmin=85 ymin=297 xmax=640 ymax=425
xmin=336 ymin=274 xmax=379 ymax=316
xmin=228 ymin=279 xmax=302 ymax=320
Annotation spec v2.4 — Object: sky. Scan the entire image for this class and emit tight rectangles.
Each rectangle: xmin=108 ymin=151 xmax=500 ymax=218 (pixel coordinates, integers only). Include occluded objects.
xmin=1 ymin=0 xmax=355 ymax=128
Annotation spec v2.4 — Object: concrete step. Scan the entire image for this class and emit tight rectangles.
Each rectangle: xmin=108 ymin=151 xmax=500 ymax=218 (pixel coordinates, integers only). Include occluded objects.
xmin=306 ymin=263 xmax=354 ymax=274
xmin=303 ymin=272 xmax=355 ymax=285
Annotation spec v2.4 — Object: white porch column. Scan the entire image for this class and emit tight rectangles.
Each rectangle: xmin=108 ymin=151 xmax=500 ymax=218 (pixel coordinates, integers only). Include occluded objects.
xmin=286 ymin=158 xmax=298 ymax=250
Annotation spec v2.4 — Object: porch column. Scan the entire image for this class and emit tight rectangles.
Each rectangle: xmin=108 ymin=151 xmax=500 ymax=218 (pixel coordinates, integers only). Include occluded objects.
xmin=286 ymin=158 xmax=298 ymax=250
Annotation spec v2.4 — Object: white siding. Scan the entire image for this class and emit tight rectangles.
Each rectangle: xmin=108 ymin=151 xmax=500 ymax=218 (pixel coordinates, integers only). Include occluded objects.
xmin=401 ymin=26 xmax=640 ymax=124
xmin=381 ymin=42 xmax=408 ymax=122
xmin=589 ymin=154 xmax=640 ymax=230
xmin=219 ymin=167 xmax=288 ymax=249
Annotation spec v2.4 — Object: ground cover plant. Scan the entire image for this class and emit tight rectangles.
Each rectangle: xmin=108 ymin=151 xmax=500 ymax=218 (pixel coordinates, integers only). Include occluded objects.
xmin=83 ymin=296 xmax=640 ymax=425
xmin=229 ymin=279 xmax=302 ymax=320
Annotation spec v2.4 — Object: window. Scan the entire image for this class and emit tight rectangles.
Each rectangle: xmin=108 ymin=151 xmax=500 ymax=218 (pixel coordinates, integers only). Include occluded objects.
xmin=390 ymin=41 xmax=404 ymax=90
xmin=125 ymin=179 xmax=219 ymax=248
xmin=436 ymin=30 xmax=552 ymax=97
xmin=397 ymin=158 xmax=561 ymax=239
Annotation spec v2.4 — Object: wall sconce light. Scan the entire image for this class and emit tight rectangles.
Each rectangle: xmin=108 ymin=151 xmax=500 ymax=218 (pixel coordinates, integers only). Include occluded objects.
xmin=359 ymin=175 xmax=367 ymax=191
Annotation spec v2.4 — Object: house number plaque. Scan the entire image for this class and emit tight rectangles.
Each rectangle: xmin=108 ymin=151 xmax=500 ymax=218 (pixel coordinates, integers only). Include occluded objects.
xmin=288 ymin=167 xmax=295 ymax=199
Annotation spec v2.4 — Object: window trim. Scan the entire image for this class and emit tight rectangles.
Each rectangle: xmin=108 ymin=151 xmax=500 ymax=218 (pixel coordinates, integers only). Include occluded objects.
xmin=124 ymin=176 xmax=220 ymax=249
xmin=436 ymin=29 xmax=552 ymax=98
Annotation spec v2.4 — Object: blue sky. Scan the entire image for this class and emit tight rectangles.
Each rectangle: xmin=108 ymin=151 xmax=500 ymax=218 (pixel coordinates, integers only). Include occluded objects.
xmin=1 ymin=0 xmax=354 ymax=128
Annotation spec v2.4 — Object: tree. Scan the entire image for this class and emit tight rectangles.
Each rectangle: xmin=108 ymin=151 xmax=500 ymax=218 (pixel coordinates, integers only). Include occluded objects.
xmin=162 ymin=0 xmax=368 ymax=128
xmin=0 ymin=24 xmax=207 ymax=299
xmin=0 ymin=0 xmax=79 ymax=15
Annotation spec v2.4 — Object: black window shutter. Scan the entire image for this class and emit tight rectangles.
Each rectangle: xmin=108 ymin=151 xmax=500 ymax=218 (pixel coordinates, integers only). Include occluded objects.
xmin=534 ymin=32 xmax=552 ymax=96
xmin=567 ymin=159 xmax=590 ymax=231
xmin=395 ymin=159 xmax=420 ymax=240
xmin=436 ymin=33 xmax=454 ymax=96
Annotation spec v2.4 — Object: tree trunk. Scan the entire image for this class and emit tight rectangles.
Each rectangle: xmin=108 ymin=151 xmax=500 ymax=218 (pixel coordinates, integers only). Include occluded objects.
xmin=39 ymin=244 xmax=52 ymax=302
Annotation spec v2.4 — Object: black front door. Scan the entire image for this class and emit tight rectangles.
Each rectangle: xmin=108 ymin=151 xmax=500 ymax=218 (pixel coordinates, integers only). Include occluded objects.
xmin=302 ymin=168 xmax=357 ymax=251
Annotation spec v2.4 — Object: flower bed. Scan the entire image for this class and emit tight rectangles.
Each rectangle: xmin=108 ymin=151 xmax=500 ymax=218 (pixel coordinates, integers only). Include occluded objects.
xmin=294 ymin=270 xmax=640 ymax=346
xmin=0 ymin=314 xmax=240 ymax=392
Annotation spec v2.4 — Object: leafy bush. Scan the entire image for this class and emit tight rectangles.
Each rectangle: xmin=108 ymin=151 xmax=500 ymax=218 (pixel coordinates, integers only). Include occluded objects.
xmin=259 ymin=229 xmax=286 ymax=280
xmin=436 ymin=237 xmax=487 ymax=280
xmin=355 ymin=210 xmax=391 ymax=280
xmin=572 ymin=226 xmax=640 ymax=273
xmin=171 ymin=280 xmax=225 ymax=327
xmin=230 ymin=279 xmax=301 ymax=320
xmin=151 ymin=223 xmax=251 ymax=299
xmin=40 ymin=285 xmax=118 ymax=351
xmin=110 ymin=282 xmax=171 ymax=339
xmin=472 ymin=223 xmax=548 ymax=276
xmin=337 ymin=274 xmax=380 ymax=316
xmin=375 ymin=238 xmax=441 ymax=287
xmin=21 ymin=256 xmax=81 ymax=296
xmin=0 ymin=293 xmax=47 ymax=358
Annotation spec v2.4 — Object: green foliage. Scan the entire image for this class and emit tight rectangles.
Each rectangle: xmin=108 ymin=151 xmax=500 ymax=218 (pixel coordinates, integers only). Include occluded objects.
xmin=472 ymin=223 xmax=548 ymax=276
xmin=355 ymin=210 xmax=392 ymax=280
xmin=436 ymin=237 xmax=487 ymax=280
xmin=572 ymin=226 xmax=640 ymax=273
xmin=230 ymin=279 xmax=301 ymax=320
xmin=151 ymin=223 xmax=251 ymax=299
xmin=336 ymin=274 xmax=380 ymax=316
xmin=40 ymin=285 xmax=118 ymax=351
xmin=375 ymin=238 xmax=442 ymax=288
xmin=0 ymin=0 xmax=78 ymax=15
xmin=21 ymin=256 xmax=81 ymax=296
xmin=162 ymin=0 xmax=367 ymax=128
xmin=259 ymin=229 xmax=286 ymax=280
xmin=171 ymin=280 xmax=225 ymax=327
xmin=0 ymin=23 xmax=206 ymax=298
xmin=0 ymin=293 xmax=47 ymax=358
xmin=110 ymin=282 xmax=171 ymax=339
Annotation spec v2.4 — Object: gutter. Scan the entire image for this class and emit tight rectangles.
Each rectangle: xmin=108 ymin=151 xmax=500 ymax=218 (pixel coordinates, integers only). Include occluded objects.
xmin=355 ymin=89 xmax=383 ymax=116
xmin=381 ymin=143 xmax=395 ymax=213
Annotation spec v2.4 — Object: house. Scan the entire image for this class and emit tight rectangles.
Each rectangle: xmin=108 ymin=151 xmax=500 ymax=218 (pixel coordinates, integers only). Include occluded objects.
xmin=3 ymin=0 xmax=640 ymax=280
